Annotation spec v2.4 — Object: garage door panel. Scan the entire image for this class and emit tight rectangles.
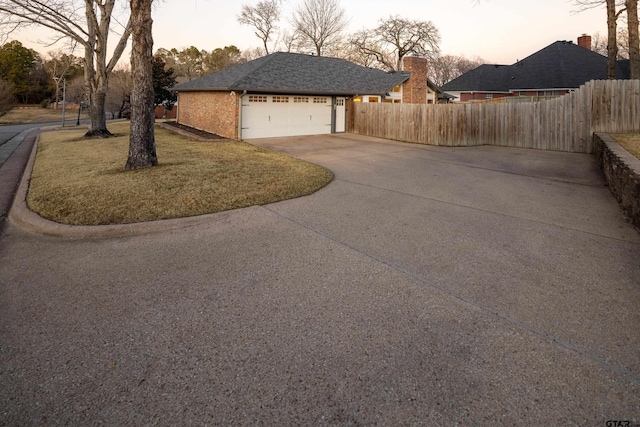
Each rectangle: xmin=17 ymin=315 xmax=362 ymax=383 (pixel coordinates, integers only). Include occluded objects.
xmin=241 ymin=94 xmax=332 ymax=139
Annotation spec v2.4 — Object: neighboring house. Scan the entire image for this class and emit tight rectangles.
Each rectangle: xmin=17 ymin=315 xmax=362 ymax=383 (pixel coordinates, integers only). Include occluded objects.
xmin=173 ymin=52 xmax=435 ymax=140
xmin=155 ymin=104 xmax=177 ymax=120
xmin=354 ymin=77 xmax=452 ymax=104
xmin=442 ymin=35 xmax=631 ymax=102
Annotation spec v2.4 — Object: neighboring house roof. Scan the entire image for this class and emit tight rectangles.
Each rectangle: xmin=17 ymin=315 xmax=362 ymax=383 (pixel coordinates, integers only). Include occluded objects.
xmin=426 ymin=78 xmax=454 ymax=100
xmin=441 ymin=40 xmax=630 ymax=93
xmin=174 ymin=52 xmax=410 ymax=96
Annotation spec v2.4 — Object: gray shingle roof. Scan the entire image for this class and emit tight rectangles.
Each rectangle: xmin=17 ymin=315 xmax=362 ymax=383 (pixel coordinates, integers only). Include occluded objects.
xmin=174 ymin=52 xmax=410 ymax=96
xmin=441 ymin=41 xmax=631 ymax=92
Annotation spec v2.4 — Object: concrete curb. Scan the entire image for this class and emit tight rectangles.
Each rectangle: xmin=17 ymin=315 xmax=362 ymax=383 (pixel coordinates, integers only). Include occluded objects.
xmin=8 ymin=136 xmax=242 ymax=239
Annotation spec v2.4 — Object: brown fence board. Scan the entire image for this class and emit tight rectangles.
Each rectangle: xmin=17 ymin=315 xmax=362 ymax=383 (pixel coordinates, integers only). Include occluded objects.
xmin=349 ymin=80 xmax=640 ymax=153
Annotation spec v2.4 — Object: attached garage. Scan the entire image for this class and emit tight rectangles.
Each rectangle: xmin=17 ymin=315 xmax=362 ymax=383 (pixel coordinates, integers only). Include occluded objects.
xmin=241 ymin=95 xmax=346 ymax=139
xmin=174 ymin=52 xmax=409 ymax=140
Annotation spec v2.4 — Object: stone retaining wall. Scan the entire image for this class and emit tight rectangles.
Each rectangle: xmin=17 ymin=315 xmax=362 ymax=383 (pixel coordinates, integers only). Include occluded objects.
xmin=593 ymin=133 xmax=640 ymax=230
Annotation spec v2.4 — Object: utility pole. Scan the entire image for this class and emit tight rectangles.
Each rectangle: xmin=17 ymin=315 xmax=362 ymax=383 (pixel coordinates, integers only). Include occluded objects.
xmin=61 ymin=78 xmax=66 ymax=127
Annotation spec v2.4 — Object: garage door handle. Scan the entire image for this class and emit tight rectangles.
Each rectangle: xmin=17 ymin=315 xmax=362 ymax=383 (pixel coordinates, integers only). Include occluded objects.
xmin=268 ymin=115 xmax=271 ymax=122
xmin=310 ymin=115 xmax=312 ymax=120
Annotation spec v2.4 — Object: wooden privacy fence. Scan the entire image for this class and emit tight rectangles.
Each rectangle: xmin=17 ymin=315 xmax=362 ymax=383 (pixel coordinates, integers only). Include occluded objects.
xmin=349 ymin=79 xmax=640 ymax=153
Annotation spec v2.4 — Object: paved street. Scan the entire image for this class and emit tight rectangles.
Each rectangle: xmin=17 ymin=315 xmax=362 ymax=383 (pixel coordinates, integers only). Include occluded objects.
xmin=1 ymin=133 xmax=639 ymax=425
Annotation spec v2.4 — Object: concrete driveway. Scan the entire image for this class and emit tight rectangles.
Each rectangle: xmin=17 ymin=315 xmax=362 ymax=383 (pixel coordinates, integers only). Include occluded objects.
xmin=1 ymin=133 xmax=639 ymax=425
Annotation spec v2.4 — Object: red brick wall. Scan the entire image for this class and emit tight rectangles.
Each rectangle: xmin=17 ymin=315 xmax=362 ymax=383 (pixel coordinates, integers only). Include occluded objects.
xmin=401 ymin=56 xmax=428 ymax=104
xmin=155 ymin=105 xmax=177 ymax=119
xmin=578 ymin=35 xmax=592 ymax=50
xmin=460 ymin=90 xmax=571 ymax=101
xmin=177 ymin=91 xmax=239 ymax=139
xmin=460 ymin=92 xmax=512 ymax=102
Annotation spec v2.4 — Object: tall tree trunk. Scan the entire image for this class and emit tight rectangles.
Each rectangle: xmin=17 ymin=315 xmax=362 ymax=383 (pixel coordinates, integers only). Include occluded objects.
xmin=125 ymin=0 xmax=157 ymax=170
xmin=627 ymin=0 xmax=640 ymax=79
xmin=88 ymin=89 xmax=109 ymax=134
xmin=83 ymin=38 xmax=113 ymax=138
xmin=607 ymin=0 xmax=620 ymax=78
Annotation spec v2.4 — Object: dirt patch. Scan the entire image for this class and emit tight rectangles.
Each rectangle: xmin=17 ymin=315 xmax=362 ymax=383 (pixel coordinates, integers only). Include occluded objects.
xmin=161 ymin=121 xmax=226 ymax=140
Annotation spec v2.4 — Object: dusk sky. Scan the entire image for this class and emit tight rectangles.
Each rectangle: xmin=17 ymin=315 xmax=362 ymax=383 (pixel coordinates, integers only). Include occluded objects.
xmin=11 ymin=0 xmax=609 ymax=65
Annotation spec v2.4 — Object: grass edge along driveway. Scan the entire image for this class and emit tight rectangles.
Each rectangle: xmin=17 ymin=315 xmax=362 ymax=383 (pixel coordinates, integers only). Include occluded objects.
xmin=27 ymin=122 xmax=333 ymax=225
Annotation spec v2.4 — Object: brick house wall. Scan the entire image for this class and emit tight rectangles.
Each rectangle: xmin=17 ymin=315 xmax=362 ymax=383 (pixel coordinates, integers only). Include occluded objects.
xmin=460 ymin=92 xmax=511 ymax=102
xmin=155 ymin=105 xmax=178 ymax=119
xmin=177 ymin=91 xmax=239 ymax=139
xmin=401 ymin=56 xmax=428 ymax=104
xmin=459 ymin=90 xmax=571 ymax=102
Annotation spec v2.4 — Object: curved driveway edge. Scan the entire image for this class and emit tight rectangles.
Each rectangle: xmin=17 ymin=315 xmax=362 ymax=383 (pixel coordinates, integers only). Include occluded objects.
xmin=8 ymin=136 xmax=241 ymax=239
xmin=2 ymin=133 xmax=640 ymax=425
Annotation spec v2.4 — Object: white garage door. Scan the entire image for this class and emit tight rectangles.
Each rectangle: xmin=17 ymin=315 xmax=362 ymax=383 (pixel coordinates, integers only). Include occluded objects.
xmin=241 ymin=94 xmax=332 ymax=139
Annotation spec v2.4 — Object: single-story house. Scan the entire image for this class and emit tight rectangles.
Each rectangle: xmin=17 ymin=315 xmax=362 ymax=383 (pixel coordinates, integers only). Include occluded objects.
xmin=441 ymin=35 xmax=631 ymax=102
xmin=173 ymin=52 xmax=434 ymax=140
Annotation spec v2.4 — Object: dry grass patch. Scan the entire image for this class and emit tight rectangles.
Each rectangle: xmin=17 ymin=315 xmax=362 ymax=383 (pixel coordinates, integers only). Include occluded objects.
xmin=612 ymin=134 xmax=640 ymax=161
xmin=0 ymin=106 xmax=89 ymax=125
xmin=28 ymin=122 xmax=333 ymax=225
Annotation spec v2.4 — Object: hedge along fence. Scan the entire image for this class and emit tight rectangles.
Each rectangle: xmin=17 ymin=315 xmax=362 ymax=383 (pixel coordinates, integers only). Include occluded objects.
xmin=350 ymin=79 xmax=640 ymax=153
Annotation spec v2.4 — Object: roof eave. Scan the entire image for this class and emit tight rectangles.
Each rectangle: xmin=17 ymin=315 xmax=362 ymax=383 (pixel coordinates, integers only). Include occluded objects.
xmin=176 ymin=86 xmax=391 ymax=96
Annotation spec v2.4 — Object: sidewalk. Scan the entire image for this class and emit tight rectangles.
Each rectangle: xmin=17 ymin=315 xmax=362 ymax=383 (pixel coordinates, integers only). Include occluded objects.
xmin=0 ymin=129 xmax=38 ymax=232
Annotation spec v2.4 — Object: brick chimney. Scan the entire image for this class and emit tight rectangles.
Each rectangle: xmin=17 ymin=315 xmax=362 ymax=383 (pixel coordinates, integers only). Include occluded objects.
xmin=578 ymin=34 xmax=592 ymax=50
xmin=401 ymin=56 xmax=428 ymax=104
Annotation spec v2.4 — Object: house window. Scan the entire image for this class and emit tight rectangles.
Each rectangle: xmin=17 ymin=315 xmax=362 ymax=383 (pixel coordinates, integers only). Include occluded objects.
xmin=294 ymin=96 xmax=309 ymax=103
xmin=248 ymin=95 xmax=267 ymax=103
xmin=313 ymin=97 xmax=328 ymax=104
xmin=537 ymin=91 xmax=545 ymax=96
xmin=485 ymin=93 xmax=493 ymax=99
xmin=392 ymin=85 xmax=401 ymax=93
xmin=353 ymin=97 xmax=362 ymax=103
xmin=272 ymin=96 xmax=289 ymax=103
xmin=368 ymin=96 xmax=379 ymax=103
xmin=394 ymin=99 xmax=401 ymax=103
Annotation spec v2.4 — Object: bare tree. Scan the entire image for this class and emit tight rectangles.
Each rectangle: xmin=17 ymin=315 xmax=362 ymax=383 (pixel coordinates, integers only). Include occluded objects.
xmin=279 ymin=29 xmax=301 ymax=53
xmin=574 ymin=0 xmax=627 ymax=78
xmin=44 ymin=50 xmax=83 ymax=109
xmin=349 ymin=16 xmax=440 ymax=71
xmin=626 ymin=0 xmax=639 ymax=78
xmin=0 ymin=0 xmax=132 ymax=137
xmin=292 ymin=0 xmax=349 ymax=56
xmin=241 ymin=46 xmax=264 ymax=62
xmin=590 ymin=30 xmax=630 ymax=57
xmin=377 ymin=16 xmax=440 ymax=71
xmin=428 ymin=54 xmax=484 ymax=86
xmin=125 ymin=0 xmax=157 ymax=170
xmin=349 ymin=29 xmax=395 ymax=69
xmin=106 ymin=64 xmax=132 ymax=118
xmin=238 ymin=0 xmax=281 ymax=55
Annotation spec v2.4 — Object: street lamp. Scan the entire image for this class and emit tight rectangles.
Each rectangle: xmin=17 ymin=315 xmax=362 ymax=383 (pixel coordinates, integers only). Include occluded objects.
xmin=77 ymin=101 xmax=86 ymax=126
